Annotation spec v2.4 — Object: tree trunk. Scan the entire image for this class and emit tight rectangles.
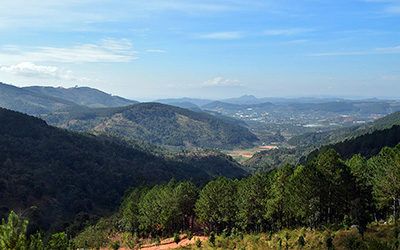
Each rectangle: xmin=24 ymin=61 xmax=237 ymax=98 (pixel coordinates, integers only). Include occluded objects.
xmin=394 ymin=197 xmax=397 ymax=226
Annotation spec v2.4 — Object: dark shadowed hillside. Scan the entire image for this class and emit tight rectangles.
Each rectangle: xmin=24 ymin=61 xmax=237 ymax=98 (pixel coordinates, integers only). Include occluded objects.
xmin=305 ymin=125 xmax=400 ymax=162
xmin=44 ymin=102 xmax=259 ymax=149
xmin=0 ymin=108 xmax=247 ymax=234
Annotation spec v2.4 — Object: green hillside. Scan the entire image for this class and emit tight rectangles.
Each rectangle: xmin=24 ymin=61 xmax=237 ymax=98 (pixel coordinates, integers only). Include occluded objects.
xmin=0 ymin=82 xmax=138 ymax=116
xmin=246 ymin=112 xmax=400 ymax=172
xmin=0 ymin=82 xmax=78 ymax=115
xmin=289 ymin=111 xmax=400 ymax=148
xmin=25 ymin=86 xmax=137 ymax=108
xmin=0 ymin=108 xmax=247 ymax=234
xmin=44 ymin=102 xmax=259 ymax=149
xmin=305 ymin=124 xmax=400 ymax=162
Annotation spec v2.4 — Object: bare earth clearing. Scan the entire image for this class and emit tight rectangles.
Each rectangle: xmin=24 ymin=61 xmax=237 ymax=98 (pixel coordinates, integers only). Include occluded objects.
xmin=226 ymin=145 xmax=279 ymax=160
xmin=101 ymin=235 xmax=208 ymax=250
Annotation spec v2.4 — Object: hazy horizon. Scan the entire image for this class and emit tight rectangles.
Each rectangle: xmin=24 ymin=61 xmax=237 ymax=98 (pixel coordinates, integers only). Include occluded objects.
xmin=1 ymin=1 xmax=399 ymax=99
xmin=4 ymin=81 xmax=400 ymax=102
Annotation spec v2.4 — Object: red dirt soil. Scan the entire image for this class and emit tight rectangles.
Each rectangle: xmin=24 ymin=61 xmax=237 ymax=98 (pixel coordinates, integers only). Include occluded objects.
xmin=101 ymin=235 xmax=208 ymax=250
xmin=140 ymin=236 xmax=208 ymax=250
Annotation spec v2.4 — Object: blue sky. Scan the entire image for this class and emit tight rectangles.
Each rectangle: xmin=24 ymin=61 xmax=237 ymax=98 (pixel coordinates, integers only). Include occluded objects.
xmin=0 ymin=0 xmax=399 ymax=100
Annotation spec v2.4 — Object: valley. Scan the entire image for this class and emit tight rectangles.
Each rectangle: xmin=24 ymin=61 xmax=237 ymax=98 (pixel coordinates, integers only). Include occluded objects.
xmin=1 ymin=83 xmax=400 ymax=249
xmin=2 ymin=1 xmax=399 ymax=248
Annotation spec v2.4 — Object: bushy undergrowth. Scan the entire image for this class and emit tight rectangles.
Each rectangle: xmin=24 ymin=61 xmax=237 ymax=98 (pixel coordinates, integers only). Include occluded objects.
xmin=184 ymin=224 xmax=397 ymax=250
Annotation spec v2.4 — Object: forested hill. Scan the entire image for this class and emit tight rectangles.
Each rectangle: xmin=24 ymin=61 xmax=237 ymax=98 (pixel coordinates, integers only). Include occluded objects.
xmin=25 ymin=85 xmax=137 ymax=108
xmin=0 ymin=82 xmax=79 ymax=115
xmin=245 ymin=112 xmax=400 ymax=173
xmin=305 ymin=124 xmax=400 ymax=162
xmin=289 ymin=111 xmax=400 ymax=148
xmin=0 ymin=108 xmax=247 ymax=234
xmin=44 ymin=102 xmax=259 ymax=149
xmin=0 ymin=82 xmax=137 ymax=115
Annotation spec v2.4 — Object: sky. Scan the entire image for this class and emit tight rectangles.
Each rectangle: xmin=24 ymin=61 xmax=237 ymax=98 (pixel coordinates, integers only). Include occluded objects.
xmin=0 ymin=0 xmax=399 ymax=100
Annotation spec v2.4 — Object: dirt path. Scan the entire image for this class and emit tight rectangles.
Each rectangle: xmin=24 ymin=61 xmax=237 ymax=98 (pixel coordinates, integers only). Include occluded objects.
xmin=100 ymin=235 xmax=208 ymax=250
xmin=140 ymin=236 xmax=208 ymax=250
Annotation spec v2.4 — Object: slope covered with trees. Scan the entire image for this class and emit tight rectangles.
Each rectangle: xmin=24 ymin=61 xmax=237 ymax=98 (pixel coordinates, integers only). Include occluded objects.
xmin=44 ymin=102 xmax=259 ymax=149
xmin=289 ymin=111 xmax=400 ymax=149
xmin=0 ymin=82 xmax=78 ymax=115
xmin=25 ymin=86 xmax=137 ymax=108
xmin=247 ymin=113 xmax=400 ymax=172
xmin=0 ymin=108 xmax=247 ymax=234
xmin=0 ymin=82 xmax=138 ymax=116
xmin=68 ymin=144 xmax=400 ymax=249
xmin=306 ymin=125 xmax=400 ymax=162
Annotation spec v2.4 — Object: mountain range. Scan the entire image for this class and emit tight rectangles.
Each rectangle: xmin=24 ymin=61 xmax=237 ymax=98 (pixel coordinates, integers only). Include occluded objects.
xmin=0 ymin=83 xmax=258 ymax=149
xmin=0 ymin=82 xmax=137 ymax=115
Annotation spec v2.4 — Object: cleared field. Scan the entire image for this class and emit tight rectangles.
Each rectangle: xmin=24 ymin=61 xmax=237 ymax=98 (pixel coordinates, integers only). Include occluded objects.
xmin=226 ymin=145 xmax=278 ymax=162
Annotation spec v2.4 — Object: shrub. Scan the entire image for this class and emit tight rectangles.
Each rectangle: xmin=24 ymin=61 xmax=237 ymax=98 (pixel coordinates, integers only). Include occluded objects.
xmin=0 ymin=211 xmax=28 ymax=250
xmin=187 ymin=231 xmax=193 ymax=240
xmin=121 ymin=232 xmax=138 ymax=249
xmin=209 ymin=232 xmax=216 ymax=246
xmin=298 ymin=235 xmax=306 ymax=248
xmin=47 ymin=232 xmax=70 ymax=250
xmin=73 ymin=225 xmax=108 ymax=249
xmin=326 ymin=235 xmax=334 ymax=250
xmin=174 ymin=233 xmax=180 ymax=244
xmin=110 ymin=241 xmax=120 ymax=250
xmin=195 ymin=238 xmax=202 ymax=248
xmin=277 ymin=237 xmax=282 ymax=250
xmin=333 ymin=229 xmax=367 ymax=250
xmin=367 ymin=239 xmax=391 ymax=250
xmin=155 ymin=236 xmax=160 ymax=245
xmin=29 ymin=233 xmax=44 ymax=250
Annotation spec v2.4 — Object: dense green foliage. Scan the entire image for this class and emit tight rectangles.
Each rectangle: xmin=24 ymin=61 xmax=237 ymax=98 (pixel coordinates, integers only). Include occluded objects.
xmin=0 ymin=211 xmax=70 ymax=250
xmin=244 ymin=147 xmax=299 ymax=172
xmin=184 ymin=226 xmax=399 ymax=250
xmin=120 ymin=181 xmax=198 ymax=236
xmin=44 ymin=102 xmax=259 ymax=149
xmin=72 ymin=144 xmax=400 ymax=249
xmin=247 ymin=122 xmax=400 ymax=173
xmin=195 ymin=177 xmax=238 ymax=233
xmin=306 ymin=125 xmax=400 ymax=161
xmin=0 ymin=108 xmax=246 ymax=235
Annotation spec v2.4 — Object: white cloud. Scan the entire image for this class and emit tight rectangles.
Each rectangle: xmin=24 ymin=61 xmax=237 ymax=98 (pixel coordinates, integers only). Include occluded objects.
xmin=309 ymin=51 xmax=369 ymax=57
xmin=281 ymin=39 xmax=309 ymax=45
xmin=0 ymin=1 xmax=269 ymax=31
xmin=263 ymin=28 xmax=313 ymax=36
xmin=145 ymin=49 xmax=167 ymax=53
xmin=381 ymin=74 xmax=400 ymax=81
xmin=203 ymin=77 xmax=242 ymax=87
xmin=0 ymin=62 xmax=89 ymax=82
xmin=376 ymin=44 xmax=400 ymax=53
xmin=363 ymin=0 xmax=400 ymax=14
xmin=0 ymin=38 xmax=137 ymax=64
xmin=197 ymin=32 xmax=243 ymax=40
xmin=309 ymin=44 xmax=400 ymax=57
